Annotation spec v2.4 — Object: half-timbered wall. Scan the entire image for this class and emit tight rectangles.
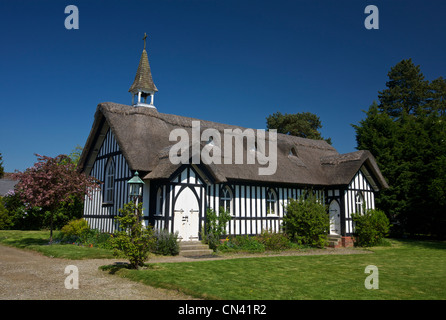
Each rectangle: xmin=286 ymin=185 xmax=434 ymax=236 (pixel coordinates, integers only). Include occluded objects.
xmin=207 ymin=184 xmax=325 ymax=236
xmin=83 ymin=128 xmax=132 ymax=233
xmin=84 ymin=140 xmax=377 ymax=238
xmin=343 ymin=169 xmax=376 ymax=235
xmin=152 ymin=169 xmax=333 ymax=239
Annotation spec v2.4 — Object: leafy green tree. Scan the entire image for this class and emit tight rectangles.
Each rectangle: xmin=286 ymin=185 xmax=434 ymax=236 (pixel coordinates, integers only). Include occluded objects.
xmin=266 ymin=111 xmax=332 ymax=144
xmin=69 ymin=145 xmax=83 ymax=167
xmin=111 ymin=201 xmax=155 ymax=269
xmin=353 ymin=59 xmax=446 ymax=238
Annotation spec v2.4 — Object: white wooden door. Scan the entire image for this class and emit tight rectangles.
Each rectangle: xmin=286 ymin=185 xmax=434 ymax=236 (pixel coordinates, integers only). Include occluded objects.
xmin=329 ymin=200 xmax=341 ymax=235
xmin=173 ymin=187 xmax=200 ymax=241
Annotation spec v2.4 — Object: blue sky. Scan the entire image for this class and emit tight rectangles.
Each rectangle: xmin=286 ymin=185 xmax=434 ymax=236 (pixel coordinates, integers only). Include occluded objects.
xmin=1 ymin=0 xmax=445 ymax=172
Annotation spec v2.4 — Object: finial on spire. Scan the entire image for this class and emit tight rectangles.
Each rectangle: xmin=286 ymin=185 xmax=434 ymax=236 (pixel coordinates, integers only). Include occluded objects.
xmin=143 ymin=33 xmax=148 ymax=50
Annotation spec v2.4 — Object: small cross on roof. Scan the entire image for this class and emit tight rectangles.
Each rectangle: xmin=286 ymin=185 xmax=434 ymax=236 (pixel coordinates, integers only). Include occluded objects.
xmin=143 ymin=33 xmax=148 ymax=49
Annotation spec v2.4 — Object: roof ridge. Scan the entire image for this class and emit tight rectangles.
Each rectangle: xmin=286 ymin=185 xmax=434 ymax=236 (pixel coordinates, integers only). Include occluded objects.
xmin=98 ymin=102 xmax=336 ymax=150
xmin=320 ymin=150 xmax=367 ymax=165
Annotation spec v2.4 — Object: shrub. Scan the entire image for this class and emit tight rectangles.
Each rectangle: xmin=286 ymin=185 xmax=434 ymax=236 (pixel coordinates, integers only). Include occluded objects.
xmin=1 ymin=192 xmax=43 ymax=230
xmin=60 ymin=218 xmax=90 ymax=238
xmin=152 ymin=229 xmax=180 ymax=256
xmin=258 ymin=229 xmax=291 ymax=251
xmin=282 ymin=192 xmax=329 ymax=248
xmin=56 ymin=219 xmax=112 ymax=249
xmin=219 ymin=235 xmax=265 ymax=253
xmin=110 ymin=201 xmax=156 ymax=269
xmin=204 ymin=207 xmax=232 ymax=251
xmin=0 ymin=197 xmax=13 ymax=230
xmin=79 ymin=229 xmax=113 ymax=249
xmin=352 ymin=209 xmax=390 ymax=247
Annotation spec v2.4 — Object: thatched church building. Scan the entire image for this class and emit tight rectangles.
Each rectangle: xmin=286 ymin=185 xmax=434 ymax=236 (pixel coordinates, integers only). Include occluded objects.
xmin=78 ymin=36 xmax=388 ymax=246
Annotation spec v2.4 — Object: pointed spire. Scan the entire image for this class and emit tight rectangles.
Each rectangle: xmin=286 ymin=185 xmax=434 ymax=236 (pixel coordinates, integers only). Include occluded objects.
xmin=129 ymin=33 xmax=158 ymax=108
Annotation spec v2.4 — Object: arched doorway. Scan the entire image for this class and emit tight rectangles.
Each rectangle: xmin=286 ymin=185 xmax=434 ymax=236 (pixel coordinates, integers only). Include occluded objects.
xmin=329 ymin=200 xmax=341 ymax=235
xmin=173 ymin=187 xmax=200 ymax=241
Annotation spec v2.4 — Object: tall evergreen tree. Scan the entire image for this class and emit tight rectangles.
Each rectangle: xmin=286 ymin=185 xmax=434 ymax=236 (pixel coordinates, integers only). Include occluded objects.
xmin=354 ymin=59 xmax=446 ymax=238
xmin=0 ymin=153 xmax=4 ymax=179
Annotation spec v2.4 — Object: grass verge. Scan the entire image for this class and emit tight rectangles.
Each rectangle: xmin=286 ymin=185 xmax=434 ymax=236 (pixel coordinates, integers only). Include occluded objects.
xmin=103 ymin=239 xmax=446 ymax=300
xmin=2 ymin=230 xmax=445 ymax=299
xmin=0 ymin=230 xmax=114 ymax=259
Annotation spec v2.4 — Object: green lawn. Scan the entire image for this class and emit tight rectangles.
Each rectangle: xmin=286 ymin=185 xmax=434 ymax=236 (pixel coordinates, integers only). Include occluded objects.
xmin=0 ymin=230 xmax=114 ymax=259
xmin=115 ymin=239 xmax=446 ymax=300
xmin=1 ymin=230 xmax=445 ymax=299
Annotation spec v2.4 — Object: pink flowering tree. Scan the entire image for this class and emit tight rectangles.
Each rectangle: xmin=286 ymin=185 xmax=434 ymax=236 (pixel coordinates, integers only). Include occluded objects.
xmin=13 ymin=154 xmax=99 ymax=243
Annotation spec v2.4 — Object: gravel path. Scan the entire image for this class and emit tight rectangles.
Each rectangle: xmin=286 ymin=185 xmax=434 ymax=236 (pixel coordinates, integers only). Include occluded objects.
xmin=0 ymin=245 xmax=194 ymax=300
xmin=0 ymin=244 xmax=369 ymax=300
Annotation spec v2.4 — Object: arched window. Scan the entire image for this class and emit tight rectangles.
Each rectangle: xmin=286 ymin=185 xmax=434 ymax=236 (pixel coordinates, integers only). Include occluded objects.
xmin=156 ymin=187 xmax=164 ymax=215
xmin=104 ymin=158 xmax=114 ymax=203
xmin=266 ymin=188 xmax=277 ymax=215
xmin=219 ymin=186 xmax=233 ymax=214
xmin=355 ymin=192 xmax=365 ymax=214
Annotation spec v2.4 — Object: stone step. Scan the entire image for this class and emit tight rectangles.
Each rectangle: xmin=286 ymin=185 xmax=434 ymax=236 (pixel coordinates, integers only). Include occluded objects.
xmin=180 ymin=249 xmax=214 ymax=257
xmin=179 ymin=241 xmax=213 ymax=257
xmin=327 ymin=234 xmax=342 ymax=248
xmin=327 ymin=241 xmax=341 ymax=248
xmin=179 ymin=242 xmax=210 ymax=250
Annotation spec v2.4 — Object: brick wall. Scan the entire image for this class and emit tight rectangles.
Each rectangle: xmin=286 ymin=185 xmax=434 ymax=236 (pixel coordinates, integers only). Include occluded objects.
xmin=341 ymin=236 xmax=354 ymax=248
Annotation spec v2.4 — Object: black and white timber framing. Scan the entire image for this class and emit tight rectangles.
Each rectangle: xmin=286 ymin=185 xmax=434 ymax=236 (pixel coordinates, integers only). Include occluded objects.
xmin=83 ymin=129 xmax=379 ymax=238
xmin=83 ymin=127 xmax=132 ymax=231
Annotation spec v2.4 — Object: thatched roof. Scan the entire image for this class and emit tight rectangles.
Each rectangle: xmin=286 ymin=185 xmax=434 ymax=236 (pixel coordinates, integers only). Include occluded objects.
xmin=78 ymin=102 xmax=388 ymax=190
